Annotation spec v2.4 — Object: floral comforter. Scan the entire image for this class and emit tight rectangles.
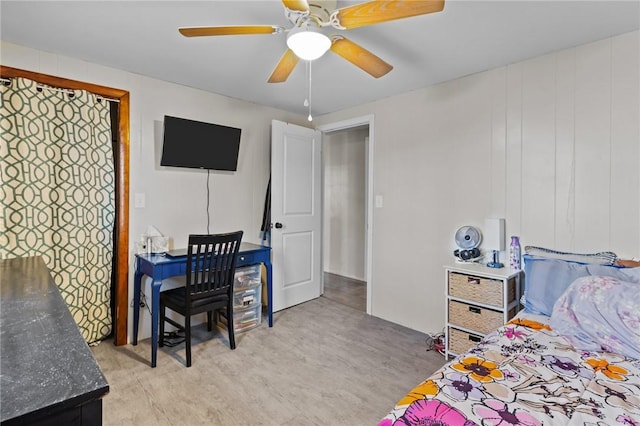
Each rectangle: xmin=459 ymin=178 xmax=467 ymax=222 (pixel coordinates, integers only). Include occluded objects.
xmin=379 ymin=314 xmax=640 ymax=426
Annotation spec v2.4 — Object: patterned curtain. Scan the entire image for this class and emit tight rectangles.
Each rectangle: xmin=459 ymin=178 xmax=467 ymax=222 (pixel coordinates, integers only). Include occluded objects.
xmin=0 ymin=77 xmax=115 ymax=344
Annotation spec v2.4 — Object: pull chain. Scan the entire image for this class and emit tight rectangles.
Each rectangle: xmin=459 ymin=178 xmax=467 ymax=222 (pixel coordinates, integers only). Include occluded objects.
xmin=306 ymin=61 xmax=313 ymax=121
xmin=304 ymin=60 xmax=309 ymax=108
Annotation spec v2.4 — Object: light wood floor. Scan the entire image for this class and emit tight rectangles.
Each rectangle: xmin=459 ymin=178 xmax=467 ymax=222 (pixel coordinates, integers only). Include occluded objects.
xmin=322 ymin=272 xmax=366 ymax=312
xmin=92 ymin=287 xmax=446 ymax=425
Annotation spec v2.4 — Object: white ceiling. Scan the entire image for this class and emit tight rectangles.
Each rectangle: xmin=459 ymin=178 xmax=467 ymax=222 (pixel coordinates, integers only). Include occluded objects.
xmin=1 ymin=1 xmax=638 ymax=116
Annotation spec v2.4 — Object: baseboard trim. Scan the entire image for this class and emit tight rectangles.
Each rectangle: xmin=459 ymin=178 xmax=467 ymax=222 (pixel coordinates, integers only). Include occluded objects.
xmin=323 ymin=271 xmax=366 ymax=286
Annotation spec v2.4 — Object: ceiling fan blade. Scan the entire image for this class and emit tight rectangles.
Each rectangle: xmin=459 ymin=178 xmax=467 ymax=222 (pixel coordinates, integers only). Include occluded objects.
xmin=268 ymin=49 xmax=300 ymax=83
xmin=333 ymin=0 xmax=445 ymax=29
xmin=330 ymin=36 xmax=393 ymax=78
xmin=179 ymin=25 xmax=283 ymax=37
xmin=281 ymin=0 xmax=310 ymax=12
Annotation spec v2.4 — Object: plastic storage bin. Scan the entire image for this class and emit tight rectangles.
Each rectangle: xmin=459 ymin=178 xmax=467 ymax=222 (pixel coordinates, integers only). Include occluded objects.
xmin=233 ymin=284 xmax=261 ymax=309
xmin=218 ymin=304 xmax=261 ymax=332
xmin=234 ymin=264 xmax=261 ymax=290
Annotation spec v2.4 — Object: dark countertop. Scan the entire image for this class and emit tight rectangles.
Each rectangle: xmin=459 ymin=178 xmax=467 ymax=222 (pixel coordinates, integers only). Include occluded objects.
xmin=0 ymin=256 xmax=109 ymax=423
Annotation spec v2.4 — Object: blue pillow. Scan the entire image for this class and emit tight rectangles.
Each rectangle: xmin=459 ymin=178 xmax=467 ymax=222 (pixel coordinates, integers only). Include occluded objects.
xmin=523 ymin=254 xmax=640 ymax=316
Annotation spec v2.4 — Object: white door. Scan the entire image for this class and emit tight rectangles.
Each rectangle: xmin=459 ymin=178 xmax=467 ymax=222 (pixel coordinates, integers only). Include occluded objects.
xmin=271 ymin=120 xmax=322 ymax=312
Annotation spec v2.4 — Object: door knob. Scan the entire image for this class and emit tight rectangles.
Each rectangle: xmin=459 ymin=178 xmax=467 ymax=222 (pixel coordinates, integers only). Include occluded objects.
xmin=274 ymin=222 xmax=283 ymax=229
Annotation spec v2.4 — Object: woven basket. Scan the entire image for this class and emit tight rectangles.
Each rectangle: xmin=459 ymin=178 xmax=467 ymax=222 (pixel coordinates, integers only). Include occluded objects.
xmin=448 ymin=327 xmax=482 ymax=355
xmin=448 ymin=300 xmax=504 ymax=334
xmin=448 ymin=272 xmax=516 ymax=307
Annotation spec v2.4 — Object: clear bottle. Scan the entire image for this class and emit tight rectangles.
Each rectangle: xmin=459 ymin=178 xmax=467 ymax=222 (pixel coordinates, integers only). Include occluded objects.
xmin=510 ymin=236 xmax=521 ymax=270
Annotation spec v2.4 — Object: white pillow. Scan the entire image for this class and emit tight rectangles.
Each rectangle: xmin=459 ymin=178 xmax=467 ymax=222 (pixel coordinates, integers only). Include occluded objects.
xmin=524 ymin=246 xmax=616 ymax=266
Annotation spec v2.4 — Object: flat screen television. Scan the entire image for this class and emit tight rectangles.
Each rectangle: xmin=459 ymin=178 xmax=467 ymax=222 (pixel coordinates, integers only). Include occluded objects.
xmin=160 ymin=115 xmax=241 ymax=171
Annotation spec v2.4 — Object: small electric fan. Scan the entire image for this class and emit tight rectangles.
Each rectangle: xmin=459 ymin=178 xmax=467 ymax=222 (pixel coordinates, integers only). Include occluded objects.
xmin=453 ymin=226 xmax=482 ymax=262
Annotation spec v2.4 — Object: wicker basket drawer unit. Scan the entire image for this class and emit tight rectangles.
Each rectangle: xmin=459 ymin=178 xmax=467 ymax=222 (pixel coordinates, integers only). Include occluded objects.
xmin=444 ymin=264 xmax=522 ymax=358
xmin=448 ymin=271 xmax=516 ymax=307
xmin=448 ymin=300 xmax=504 ymax=335
xmin=448 ymin=327 xmax=483 ymax=355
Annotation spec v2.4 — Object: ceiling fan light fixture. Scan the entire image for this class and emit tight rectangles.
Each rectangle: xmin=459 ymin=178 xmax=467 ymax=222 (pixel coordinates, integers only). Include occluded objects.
xmin=286 ymin=25 xmax=331 ymax=61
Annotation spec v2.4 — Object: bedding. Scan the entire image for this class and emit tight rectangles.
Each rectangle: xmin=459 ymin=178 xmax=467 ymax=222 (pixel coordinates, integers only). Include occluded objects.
xmin=550 ymin=275 xmax=640 ymax=360
xmin=522 ymin=254 xmax=640 ymax=316
xmin=378 ymin=311 xmax=640 ymax=426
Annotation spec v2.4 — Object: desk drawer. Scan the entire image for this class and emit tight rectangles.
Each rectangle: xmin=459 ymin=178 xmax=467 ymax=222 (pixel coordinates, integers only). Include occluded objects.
xmin=237 ymin=252 xmax=257 ymax=266
xmin=160 ymin=262 xmax=186 ymax=278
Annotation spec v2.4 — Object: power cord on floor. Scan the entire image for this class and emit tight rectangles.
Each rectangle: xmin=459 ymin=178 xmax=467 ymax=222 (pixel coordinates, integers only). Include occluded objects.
xmin=128 ymin=291 xmax=186 ymax=347
xmin=129 ymin=290 xmax=151 ymax=316
xmin=128 ymin=293 xmax=184 ymax=347
xmin=426 ymin=330 xmax=446 ymax=356
xmin=161 ymin=331 xmax=185 ymax=347
xmin=129 ymin=291 xmax=185 ymax=348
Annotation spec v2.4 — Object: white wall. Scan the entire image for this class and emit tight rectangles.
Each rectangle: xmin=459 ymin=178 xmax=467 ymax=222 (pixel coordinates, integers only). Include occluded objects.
xmin=323 ymin=127 xmax=367 ymax=281
xmin=3 ymin=30 xmax=638 ymax=339
xmin=315 ymin=31 xmax=640 ymax=335
xmin=0 ymin=41 xmax=308 ymax=340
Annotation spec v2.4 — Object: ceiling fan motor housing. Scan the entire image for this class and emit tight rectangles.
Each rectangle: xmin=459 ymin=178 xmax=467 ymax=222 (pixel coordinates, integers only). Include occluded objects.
xmin=308 ymin=0 xmax=337 ymax=23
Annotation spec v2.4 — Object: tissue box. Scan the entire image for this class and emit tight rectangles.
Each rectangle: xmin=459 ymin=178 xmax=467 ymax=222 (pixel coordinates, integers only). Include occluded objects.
xmin=150 ymin=236 xmax=169 ymax=253
xmin=135 ymin=236 xmax=169 ymax=254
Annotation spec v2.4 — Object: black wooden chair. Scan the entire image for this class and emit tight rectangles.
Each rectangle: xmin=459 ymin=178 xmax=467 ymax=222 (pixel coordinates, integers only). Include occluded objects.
xmin=159 ymin=231 xmax=243 ymax=367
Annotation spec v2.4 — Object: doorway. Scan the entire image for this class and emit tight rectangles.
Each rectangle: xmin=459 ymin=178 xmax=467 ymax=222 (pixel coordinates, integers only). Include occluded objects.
xmin=318 ymin=115 xmax=374 ymax=314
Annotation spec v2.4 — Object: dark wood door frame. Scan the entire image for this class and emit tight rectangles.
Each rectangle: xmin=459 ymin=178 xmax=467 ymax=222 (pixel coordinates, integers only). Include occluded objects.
xmin=1 ymin=65 xmax=130 ymax=346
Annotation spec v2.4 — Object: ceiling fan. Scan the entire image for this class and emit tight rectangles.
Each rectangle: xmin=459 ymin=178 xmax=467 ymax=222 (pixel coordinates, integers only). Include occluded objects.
xmin=179 ymin=0 xmax=445 ymax=83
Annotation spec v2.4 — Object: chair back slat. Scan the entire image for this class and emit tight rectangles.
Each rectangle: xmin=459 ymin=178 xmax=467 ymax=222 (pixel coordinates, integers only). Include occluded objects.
xmin=186 ymin=231 xmax=243 ymax=302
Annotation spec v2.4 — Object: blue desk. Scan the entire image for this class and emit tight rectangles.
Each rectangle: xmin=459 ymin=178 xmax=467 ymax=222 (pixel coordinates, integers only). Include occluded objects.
xmin=132 ymin=242 xmax=272 ymax=367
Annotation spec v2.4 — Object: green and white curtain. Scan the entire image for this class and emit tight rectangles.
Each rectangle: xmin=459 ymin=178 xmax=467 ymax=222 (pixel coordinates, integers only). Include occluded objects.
xmin=0 ymin=77 xmax=115 ymax=344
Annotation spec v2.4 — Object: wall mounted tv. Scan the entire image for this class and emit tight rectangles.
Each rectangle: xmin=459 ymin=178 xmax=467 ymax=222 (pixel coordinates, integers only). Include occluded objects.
xmin=161 ymin=115 xmax=241 ymax=171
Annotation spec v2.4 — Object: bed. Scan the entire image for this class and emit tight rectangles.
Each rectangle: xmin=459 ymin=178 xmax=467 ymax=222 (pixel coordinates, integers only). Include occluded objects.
xmin=379 ymin=251 xmax=640 ymax=426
